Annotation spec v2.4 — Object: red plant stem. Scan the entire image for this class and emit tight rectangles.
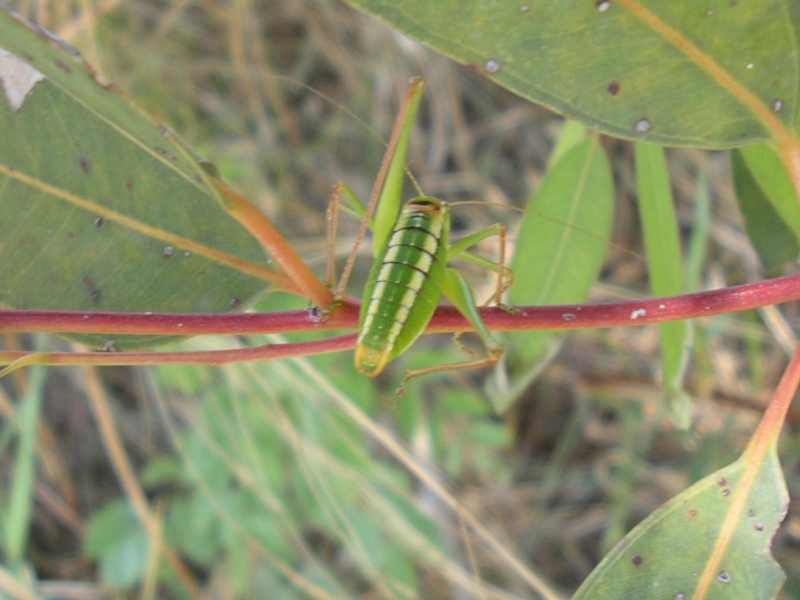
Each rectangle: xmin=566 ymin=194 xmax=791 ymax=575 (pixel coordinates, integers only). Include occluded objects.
xmin=0 ymin=335 xmax=358 ymax=367
xmin=2 ymin=273 xmax=799 ymax=337
xmin=2 ymin=274 xmax=798 ymax=368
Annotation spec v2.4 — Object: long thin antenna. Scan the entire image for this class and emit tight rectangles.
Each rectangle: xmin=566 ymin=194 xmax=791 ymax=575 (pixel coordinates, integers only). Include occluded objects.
xmin=334 ymin=78 xmax=426 ymax=298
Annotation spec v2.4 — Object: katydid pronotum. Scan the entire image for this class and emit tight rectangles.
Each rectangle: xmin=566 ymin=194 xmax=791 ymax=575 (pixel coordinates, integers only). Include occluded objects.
xmin=327 ymin=77 xmax=511 ymax=389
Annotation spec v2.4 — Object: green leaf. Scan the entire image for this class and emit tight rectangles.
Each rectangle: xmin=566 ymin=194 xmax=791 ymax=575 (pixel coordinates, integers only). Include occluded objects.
xmin=508 ymin=136 xmax=613 ymax=364
xmin=732 ymin=146 xmax=800 ymax=271
xmin=574 ymin=443 xmax=788 ymax=599
xmin=549 ymin=119 xmax=588 ymax=166
xmin=510 ymin=136 xmax=613 ymax=307
xmin=84 ymin=500 xmax=149 ymax=589
xmin=635 ymin=143 xmax=691 ymax=425
xmin=0 ymin=9 xmax=273 ymax=349
xmin=4 ymin=363 xmax=45 ymax=564
xmin=494 ymin=135 xmax=612 ymax=412
xmin=344 ymin=0 xmax=798 ymax=147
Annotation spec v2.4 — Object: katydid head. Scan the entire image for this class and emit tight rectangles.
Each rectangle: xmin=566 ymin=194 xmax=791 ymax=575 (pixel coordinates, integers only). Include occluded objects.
xmin=404 ymin=196 xmax=446 ymax=216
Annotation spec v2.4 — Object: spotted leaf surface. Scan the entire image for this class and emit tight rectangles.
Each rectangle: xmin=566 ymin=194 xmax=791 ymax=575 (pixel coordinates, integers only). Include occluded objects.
xmin=344 ymin=0 xmax=799 ymax=148
xmin=0 ymin=8 xmax=274 ymax=349
xmin=573 ymin=443 xmax=788 ymax=599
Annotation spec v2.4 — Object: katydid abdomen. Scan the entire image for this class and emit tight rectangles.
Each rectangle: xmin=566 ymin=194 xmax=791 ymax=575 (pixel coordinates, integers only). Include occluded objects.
xmin=355 ymin=197 xmax=449 ymax=376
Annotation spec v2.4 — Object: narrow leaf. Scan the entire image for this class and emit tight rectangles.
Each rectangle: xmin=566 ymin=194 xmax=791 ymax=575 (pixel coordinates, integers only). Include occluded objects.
xmin=511 ymin=137 xmax=613 ymax=307
xmin=732 ymin=146 xmax=800 ymax=271
xmin=635 ymin=143 xmax=691 ymax=424
xmin=4 ymin=363 xmax=46 ymax=564
xmin=508 ymin=136 xmax=613 ymax=366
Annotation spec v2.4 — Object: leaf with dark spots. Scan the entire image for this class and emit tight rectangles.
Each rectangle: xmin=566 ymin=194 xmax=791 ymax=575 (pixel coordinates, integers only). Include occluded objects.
xmin=573 ymin=443 xmax=788 ymax=599
xmin=344 ymin=0 xmax=799 ymax=147
xmin=0 ymin=9 xmax=279 ymax=349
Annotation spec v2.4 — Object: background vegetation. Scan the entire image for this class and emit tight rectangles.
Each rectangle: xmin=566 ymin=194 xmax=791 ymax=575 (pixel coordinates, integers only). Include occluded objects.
xmin=1 ymin=0 xmax=799 ymax=598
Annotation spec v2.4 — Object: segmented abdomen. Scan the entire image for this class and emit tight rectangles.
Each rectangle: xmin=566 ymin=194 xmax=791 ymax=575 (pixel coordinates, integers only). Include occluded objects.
xmin=355 ymin=198 xmax=447 ymax=375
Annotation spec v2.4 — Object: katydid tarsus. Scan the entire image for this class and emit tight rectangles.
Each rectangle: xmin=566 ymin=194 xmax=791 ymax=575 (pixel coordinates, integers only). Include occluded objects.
xmin=327 ymin=78 xmax=510 ymax=389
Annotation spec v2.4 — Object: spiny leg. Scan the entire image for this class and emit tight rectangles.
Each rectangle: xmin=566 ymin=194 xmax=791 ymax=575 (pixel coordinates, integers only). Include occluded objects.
xmin=495 ymin=223 xmax=511 ymax=304
xmin=397 ymin=348 xmax=503 ymax=397
xmin=449 ymin=222 xmax=513 ymax=306
xmin=326 ymin=181 xmax=369 ymax=297
xmin=397 ymin=268 xmax=503 ymax=396
xmin=325 ymin=183 xmax=343 ymax=291
xmin=446 ymin=221 xmax=512 ymax=358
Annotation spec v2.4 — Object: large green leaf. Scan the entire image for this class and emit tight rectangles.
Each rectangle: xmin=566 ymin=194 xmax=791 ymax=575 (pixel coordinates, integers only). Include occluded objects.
xmin=0 ymin=8 xmax=274 ymax=349
xmin=344 ymin=0 xmax=799 ymax=148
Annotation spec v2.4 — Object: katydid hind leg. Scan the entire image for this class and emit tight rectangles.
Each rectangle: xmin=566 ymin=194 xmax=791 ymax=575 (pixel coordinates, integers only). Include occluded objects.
xmin=396 ymin=268 xmax=503 ymax=395
xmin=442 ymin=269 xmax=503 ymax=357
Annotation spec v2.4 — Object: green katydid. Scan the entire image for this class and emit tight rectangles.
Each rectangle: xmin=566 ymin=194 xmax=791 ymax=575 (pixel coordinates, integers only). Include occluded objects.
xmin=328 ymin=78 xmax=510 ymax=387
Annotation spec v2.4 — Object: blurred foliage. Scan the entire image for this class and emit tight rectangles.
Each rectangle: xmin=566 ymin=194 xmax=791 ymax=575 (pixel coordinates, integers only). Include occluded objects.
xmin=1 ymin=0 xmax=800 ymax=598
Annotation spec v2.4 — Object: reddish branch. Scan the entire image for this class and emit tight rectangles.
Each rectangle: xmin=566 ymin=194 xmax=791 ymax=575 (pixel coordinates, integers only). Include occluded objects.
xmin=2 ymin=273 xmax=799 ymax=335
xmin=1 ymin=274 xmax=799 ymax=367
